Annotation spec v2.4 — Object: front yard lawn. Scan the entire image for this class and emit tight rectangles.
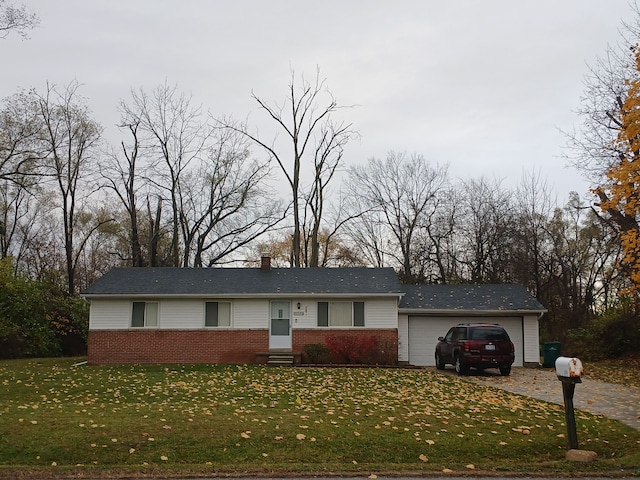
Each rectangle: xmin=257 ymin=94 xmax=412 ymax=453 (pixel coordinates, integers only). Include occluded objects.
xmin=0 ymin=358 xmax=638 ymax=479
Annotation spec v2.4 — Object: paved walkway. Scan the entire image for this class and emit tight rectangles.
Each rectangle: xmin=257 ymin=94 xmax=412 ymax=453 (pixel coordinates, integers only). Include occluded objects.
xmin=434 ymin=367 xmax=640 ymax=431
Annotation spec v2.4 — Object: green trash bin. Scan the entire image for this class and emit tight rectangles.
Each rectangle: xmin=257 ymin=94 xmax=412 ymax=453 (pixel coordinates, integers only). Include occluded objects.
xmin=542 ymin=341 xmax=562 ymax=368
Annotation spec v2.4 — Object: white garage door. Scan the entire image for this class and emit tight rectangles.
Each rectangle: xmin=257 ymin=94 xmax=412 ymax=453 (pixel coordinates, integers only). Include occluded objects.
xmin=408 ymin=316 xmax=524 ymax=367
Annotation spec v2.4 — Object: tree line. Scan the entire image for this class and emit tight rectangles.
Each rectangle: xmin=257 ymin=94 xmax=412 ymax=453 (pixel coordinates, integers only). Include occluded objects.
xmin=2 ymin=2 xmax=640 ymax=359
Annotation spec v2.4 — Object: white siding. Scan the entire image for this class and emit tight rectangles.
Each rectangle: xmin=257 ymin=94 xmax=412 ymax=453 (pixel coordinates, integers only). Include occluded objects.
xmin=160 ymin=300 xmax=204 ymax=329
xmin=498 ymin=317 xmax=524 ymax=367
xmin=523 ymin=314 xmax=541 ymax=365
xmin=291 ymin=300 xmax=317 ymax=328
xmin=89 ymin=299 xmax=131 ymax=329
xmin=365 ymin=298 xmax=398 ymax=328
xmin=232 ymin=299 xmax=268 ymax=329
xmin=398 ymin=314 xmax=409 ymax=362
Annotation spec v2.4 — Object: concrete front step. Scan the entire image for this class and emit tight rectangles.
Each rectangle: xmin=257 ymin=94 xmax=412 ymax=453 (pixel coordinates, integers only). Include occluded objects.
xmin=256 ymin=351 xmax=302 ymax=366
xmin=266 ymin=353 xmax=295 ymax=367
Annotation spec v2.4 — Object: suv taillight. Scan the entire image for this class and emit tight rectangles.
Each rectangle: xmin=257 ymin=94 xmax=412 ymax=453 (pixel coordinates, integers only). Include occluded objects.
xmin=510 ymin=342 xmax=515 ymax=353
xmin=462 ymin=341 xmax=470 ymax=353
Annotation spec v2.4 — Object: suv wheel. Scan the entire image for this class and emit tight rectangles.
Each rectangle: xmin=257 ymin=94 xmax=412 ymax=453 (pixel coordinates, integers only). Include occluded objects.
xmin=499 ymin=365 xmax=511 ymax=376
xmin=435 ymin=352 xmax=445 ymax=370
xmin=454 ymin=354 xmax=468 ymax=375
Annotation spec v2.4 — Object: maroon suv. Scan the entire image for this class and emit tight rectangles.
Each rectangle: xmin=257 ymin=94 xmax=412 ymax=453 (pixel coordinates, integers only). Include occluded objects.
xmin=435 ymin=323 xmax=515 ymax=376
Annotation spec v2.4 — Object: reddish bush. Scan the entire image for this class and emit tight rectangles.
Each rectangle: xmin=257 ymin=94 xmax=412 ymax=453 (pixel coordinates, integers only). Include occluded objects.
xmin=325 ymin=334 xmax=378 ymax=364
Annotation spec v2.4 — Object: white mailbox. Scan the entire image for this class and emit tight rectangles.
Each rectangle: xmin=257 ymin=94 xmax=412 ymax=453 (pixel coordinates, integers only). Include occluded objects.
xmin=555 ymin=356 xmax=583 ymax=378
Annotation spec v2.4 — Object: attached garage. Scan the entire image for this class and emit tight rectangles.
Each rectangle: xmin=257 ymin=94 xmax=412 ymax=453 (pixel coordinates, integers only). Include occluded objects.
xmin=399 ymin=284 xmax=546 ymax=368
xmin=407 ymin=316 xmax=524 ymax=367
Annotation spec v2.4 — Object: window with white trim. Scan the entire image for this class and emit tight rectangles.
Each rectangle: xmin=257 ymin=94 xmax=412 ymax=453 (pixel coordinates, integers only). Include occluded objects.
xmin=205 ymin=301 xmax=231 ymax=327
xmin=131 ymin=301 xmax=158 ymax=327
xmin=317 ymin=301 xmax=365 ymax=327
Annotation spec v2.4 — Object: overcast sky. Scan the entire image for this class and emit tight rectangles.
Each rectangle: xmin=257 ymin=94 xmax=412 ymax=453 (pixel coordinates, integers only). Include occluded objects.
xmin=1 ymin=1 xmax=635 ymax=203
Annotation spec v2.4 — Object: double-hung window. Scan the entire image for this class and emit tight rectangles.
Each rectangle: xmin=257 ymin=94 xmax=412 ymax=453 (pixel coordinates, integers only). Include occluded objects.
xmin=317 ymin=301 xmax=365 ymax=327
xmin=131 ymin=301 xmax=158 ymax=327
xmin=205 ymin=301 xmax=231 ymax=327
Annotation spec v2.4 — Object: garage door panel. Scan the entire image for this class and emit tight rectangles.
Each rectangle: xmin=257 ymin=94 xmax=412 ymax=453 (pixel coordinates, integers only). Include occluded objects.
xmin=408 ymin=317 xmax=523 ymax=367
xmin=408 ymin=318 xmax=456 ymax=367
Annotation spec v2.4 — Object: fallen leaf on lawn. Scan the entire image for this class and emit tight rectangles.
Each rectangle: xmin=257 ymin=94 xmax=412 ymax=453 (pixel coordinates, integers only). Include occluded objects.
xmin=262 ymin=453 xmax=268 ymax=457
xmin=51 ymin=462 xmax=57 ymax=466
xmin=466 ymin=464 xmax=475 ymax=470
xmin=425 ymin=439 xmax=435 ymax=445
xmin=129 ymin=448 xmax=135 ymax=454
xmin=419 ymin=454 xmax=428 ymax=462
xmin=241 ymin=432 xmax=250 ymax=439
xmin=369 ymin=475 xmax=378 ymax=479
xmin=296 ymin=433 xmax=306 ymax=440
xmin=354 ymin=431 xmax=360 ymax=436
xmin=160 ymin=455 xmax=168 ymax=461
xmin=274 ymin=435 xmax=284 ymax=441
xmin=442 ymin=468 xmax=453 ymax=473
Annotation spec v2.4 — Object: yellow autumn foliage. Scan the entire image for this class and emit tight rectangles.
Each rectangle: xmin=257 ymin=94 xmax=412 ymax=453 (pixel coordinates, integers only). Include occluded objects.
xmin=600 ymin=46 xmax=640 ymax=296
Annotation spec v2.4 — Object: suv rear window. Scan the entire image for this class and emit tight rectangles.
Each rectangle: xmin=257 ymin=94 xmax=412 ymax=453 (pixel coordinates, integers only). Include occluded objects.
xmin=470 ymin=326 xmax=509 ymax=341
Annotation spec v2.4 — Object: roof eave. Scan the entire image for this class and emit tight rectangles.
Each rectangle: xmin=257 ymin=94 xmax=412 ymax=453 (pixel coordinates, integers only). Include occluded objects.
xmin=83 ymin=292 xmax=404 ymax=299
xmin=398 ymin=308 xmax=547 ymax=316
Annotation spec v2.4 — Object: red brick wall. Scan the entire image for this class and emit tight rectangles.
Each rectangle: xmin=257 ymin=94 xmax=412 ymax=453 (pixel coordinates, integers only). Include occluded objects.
xmin=88 ymin=329 xmax=269 ymax=365
xmin=88 ymin=328 xmax=398 ymax=365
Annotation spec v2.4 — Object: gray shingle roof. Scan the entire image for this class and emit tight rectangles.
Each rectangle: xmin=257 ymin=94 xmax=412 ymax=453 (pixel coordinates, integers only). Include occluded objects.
xmin=82 ymin=267 xmax=404 ymax=297
xmin=399 ymin=284 xmax=546 ymax=312
xmin=83 ymin=268 xmax=546 ymax=313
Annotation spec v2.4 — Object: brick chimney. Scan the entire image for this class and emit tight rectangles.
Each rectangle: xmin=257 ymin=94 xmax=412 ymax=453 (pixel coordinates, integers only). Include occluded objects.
xmin=260 ymin=253 xmax=271 ymax=271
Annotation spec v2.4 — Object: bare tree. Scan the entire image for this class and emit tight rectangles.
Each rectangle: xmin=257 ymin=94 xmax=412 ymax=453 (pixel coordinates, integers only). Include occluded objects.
xmin=512 ymin=170 xmax=556 ymax=296
xmin=34 ymin=82 xmax=107 ymax=294
xmin=219 ymin=68 xmax=356 ymax=267
xmin=112 ymin=83 xmax=284 ymax=267
xmin=457 ymin=177 xmax=513 ymax=283
xmin=0 ymin=176 xmax=43 ymax=265
xmin=341 ymin=194 xmax=388 ymax=268
xmin=0 ymin=89 xmax=42 ymax=182
xmin=0 ymin=0 xmax=39 ymax=40
xmin=119 ymin=83 xmax=211 ymax=267
xmin=101 ymin=121 xmax=145 ymax=266
xmin=347 ymin=152 xmax=449 ymax=283
xmin=177 ymin=128 xmax=285 ymax=267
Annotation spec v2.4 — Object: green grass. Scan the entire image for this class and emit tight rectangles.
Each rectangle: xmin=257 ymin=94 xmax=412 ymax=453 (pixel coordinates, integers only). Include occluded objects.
xmin=0 ymin=358 xmax=639 ymax=479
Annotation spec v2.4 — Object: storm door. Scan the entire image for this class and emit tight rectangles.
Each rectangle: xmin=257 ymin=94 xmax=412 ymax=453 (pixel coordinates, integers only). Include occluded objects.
xmin=269 ymin=301 xmax=292 ymax=350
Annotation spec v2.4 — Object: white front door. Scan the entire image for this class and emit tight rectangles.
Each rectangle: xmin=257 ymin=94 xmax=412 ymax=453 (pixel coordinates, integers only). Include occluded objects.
xmin=269 ymin=301 xmax=292 ymax=350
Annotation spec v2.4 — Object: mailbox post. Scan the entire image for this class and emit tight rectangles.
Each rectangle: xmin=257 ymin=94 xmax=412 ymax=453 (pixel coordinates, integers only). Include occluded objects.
xmin=555 ymin=357 xmax=583 ymax=450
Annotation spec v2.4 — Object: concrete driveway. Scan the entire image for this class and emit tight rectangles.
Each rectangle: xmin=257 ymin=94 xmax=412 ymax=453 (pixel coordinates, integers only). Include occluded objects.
xmin=433 ymin=366 xmax=640 ymax=431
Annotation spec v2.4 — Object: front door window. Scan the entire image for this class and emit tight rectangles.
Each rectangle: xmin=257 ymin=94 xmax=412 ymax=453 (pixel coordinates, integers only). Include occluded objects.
xmin=270 ymin=301 xmax=291 ymax=349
